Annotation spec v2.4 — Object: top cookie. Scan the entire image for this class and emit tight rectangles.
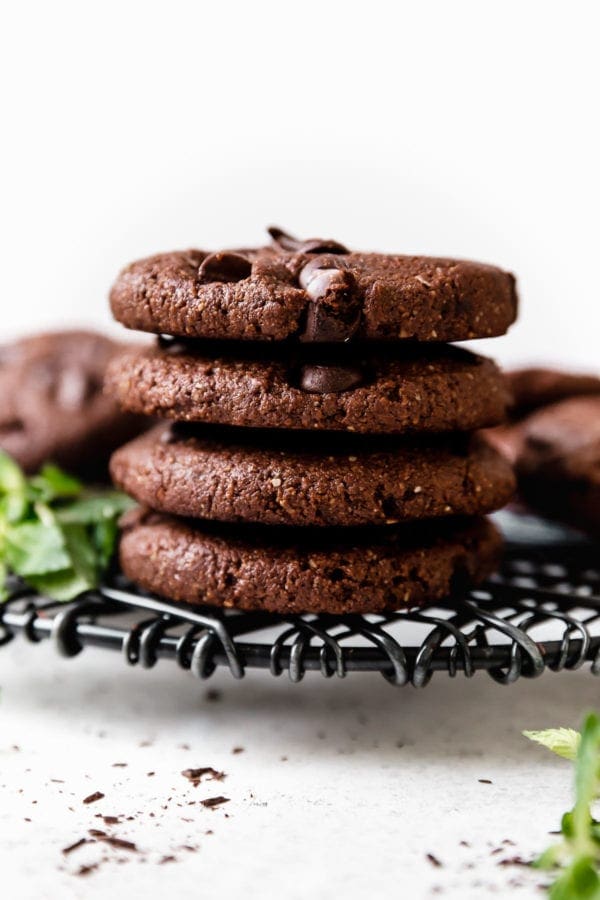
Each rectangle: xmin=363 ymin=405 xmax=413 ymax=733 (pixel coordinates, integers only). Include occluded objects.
xmin=0 ymin=330 xmax=147 ymax=474
xmin=110 ymin=228 xmax=518 ymax=343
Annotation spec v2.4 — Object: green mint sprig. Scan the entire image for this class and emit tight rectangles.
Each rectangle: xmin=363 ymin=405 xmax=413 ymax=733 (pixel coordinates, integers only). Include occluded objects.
xmin=0 ymin=451 xmax=135 ymax=602
xmin=524 ymin=714 xmax=600 ymax=899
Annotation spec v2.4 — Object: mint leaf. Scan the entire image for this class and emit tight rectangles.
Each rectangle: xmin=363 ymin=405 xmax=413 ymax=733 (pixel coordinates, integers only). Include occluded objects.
xmin=30 ymin=464 xmax=82 ymax=503
xmin=0 ymin=560 xmax=7 ymax=602
xmin=527 ymin=716 xmax=600 ymax=898
xmin=0 ymin=452 xmax=134 ymax=602
xmin=4 ymin=521 xmax=71 ymax=575
xmin=524 ymin=728 xmax=581 ymax=761
xmin=0 ymin=450 xmax=28 ymax=522
xmin=27 ymin=568 xmax=95 ymax=602
xmin=55 ymin=493 xmax=135 ymax=526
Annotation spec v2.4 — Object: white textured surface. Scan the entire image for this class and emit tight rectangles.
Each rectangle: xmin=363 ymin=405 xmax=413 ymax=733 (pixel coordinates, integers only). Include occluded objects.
xmin=0 ymin=637 xmax=591 ymax=899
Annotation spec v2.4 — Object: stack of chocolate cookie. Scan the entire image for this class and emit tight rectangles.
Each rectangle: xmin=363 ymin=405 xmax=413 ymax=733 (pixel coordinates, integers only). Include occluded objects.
xmin=106 ymin=229 xmax=517 ymax=614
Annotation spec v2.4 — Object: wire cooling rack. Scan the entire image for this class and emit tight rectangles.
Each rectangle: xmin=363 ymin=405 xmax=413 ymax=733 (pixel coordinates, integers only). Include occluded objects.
xmin=0 ymin=512 xmax=598 ymax=687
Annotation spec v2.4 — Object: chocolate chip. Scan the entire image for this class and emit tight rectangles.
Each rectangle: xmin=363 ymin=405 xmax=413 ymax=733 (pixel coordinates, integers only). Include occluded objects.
xmin=198 ymin=252 xmax=252 ymax=284
xmin=298 ymin=258 xmax=361 ymax=341
xmin=299 ymin=364 xmax=365 ymax=394
xmin=268 ymin=226 xmax=349 ymax=255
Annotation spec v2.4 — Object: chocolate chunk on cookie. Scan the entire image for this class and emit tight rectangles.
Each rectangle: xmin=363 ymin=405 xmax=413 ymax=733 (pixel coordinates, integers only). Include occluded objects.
xmin=516 ymin=396 xmax=600 ymax=535
xmin=105 ymin=341 xmax=509 ymax=435
xmin=109 ymin=230 xmax=517 ymax=343
xmin=111 ymin=426 xmax=515 ymax=527
xmin=118 ymin=510 xmax=501 ymax=614
xmin=0 ymin=331 xmax=147 ymax=474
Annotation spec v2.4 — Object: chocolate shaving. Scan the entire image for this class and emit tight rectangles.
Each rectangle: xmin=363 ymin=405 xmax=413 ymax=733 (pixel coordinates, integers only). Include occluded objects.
xmin=426 ymin=853 xmax=443 ymax=867
xmin=198 ymin=252 xmax=251 ymax=284
xmin=62 ymin=838 xmax=89 ymax=855
xmin=268 ymin=226 xmax=349 ymax=255
xmin=88 ymin=829 xmax=137 ymax=852
xmin=76 ymin=863 xmax=99 ymax=877
xmin=200 ymin=796 xmax=230 ymax=809
xmin=182 ymin=767 xmax=226 ymax=786
xmin=83 ymin=791 xmax=104 ymax=805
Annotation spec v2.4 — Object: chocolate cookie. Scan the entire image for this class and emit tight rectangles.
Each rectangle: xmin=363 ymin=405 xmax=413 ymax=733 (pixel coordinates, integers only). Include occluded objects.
xmin=105 ymin=341 xmax=509 ymax=435
xmin=483 ymin=366 xmax=600 ymax=464
xmin=508 ymin=367 xmax=600 ymax=416
xmin=0 ymin=331 xmax=147 ymax=474
xmin=516 ymin=396 xmax=600 ymax=535
xmin=109 ymin=228 xmax=517 ymax=343
xmin=111 ymin=425 xmax=515 ymax=527
xmin=118 ymin=510 xmax=501 ymax=614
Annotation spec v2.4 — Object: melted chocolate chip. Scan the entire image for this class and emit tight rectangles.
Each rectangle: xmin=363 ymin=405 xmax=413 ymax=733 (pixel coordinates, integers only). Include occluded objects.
xmin=267 ymin=226 xmax=349 ymax=255
xmin=299 ymin=364 xmax=365 ymax=394
xmin=198 ymin=252 xmax=252 ymax=284
xmin=299 ymin=256 xmax=361 ymax=342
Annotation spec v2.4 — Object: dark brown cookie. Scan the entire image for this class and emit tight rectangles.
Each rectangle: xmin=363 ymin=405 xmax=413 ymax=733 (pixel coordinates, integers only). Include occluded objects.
xmin=109 ymin=229 xmax=517 ymax=343
xmin=482 ymin=366 xmax=600 ymax=464
xmin=118 ymin=510 xmax=502 ymax=614
xmin=0 ymin=331 xmax=148 ymax=474
xmin=507 ymin=367 xmax=600 ymax=416
xmin=516 ymin=396 xmax=600 ymax=535
xmin=111 ymin=425 xmax=515 ymax=527
xmin=105 ymin=341 xmax=509 ymax=435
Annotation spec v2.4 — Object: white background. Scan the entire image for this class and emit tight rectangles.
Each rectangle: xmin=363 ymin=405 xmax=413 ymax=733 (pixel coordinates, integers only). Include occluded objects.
xmin=1 ymin=1 xmax=599 ymax=371
xmin=1 ymin=3 xmax=599 ymax=899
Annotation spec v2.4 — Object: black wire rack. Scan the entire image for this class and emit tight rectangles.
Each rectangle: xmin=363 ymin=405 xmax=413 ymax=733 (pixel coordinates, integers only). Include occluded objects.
xmin=0 ymin=513 xmax=598 ymax=687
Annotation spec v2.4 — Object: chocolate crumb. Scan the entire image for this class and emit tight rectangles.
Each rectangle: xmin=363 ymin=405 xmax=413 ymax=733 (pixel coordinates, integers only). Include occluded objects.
xmin=83 ymin=791 xmax=104 ymax=805
xmin=497 ymin=856 xmax=531 ymax=867
xmin=160 ymin=855 xmax=177 ymax=864
xmin=88 ymin=830 xmax=137 ymax=852
xmin=478 ymin=779 xmax=493 ymax=784
xmin=182 ymin=767 xmax=226 ymax=786
xmin=205 ymin=689 xmax=221 ymax=703
xmin=426 ymin=853 xmax=443 ymax=868
xmin=62 ymin=838 xmax=89 ymax=855
xmin=112 ymin=763 xmax=128 ymax=768
xmin=232 ymin=747 xmax=244 ymax=754
xmin=200 ymin=796 xmax=230 ymax=809
xmin=147 ymin=772 xmax=155 ymax=777
xmin=103 ymin=816 xmax=120 ymax=826
xmin=76 ymin=863 xmax=99 ymax=877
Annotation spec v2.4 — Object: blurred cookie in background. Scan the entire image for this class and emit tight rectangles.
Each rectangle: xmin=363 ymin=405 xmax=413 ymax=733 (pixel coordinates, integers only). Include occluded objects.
xmin=483 ymin=368 xmax=600 ymax=536
xmin=507 ymin=367 xmax=600 ymax=417
xmin=0 ymin=330 xmax=149 ymax=475
xmin=516 ymin=396 xmax=600 ymax=537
